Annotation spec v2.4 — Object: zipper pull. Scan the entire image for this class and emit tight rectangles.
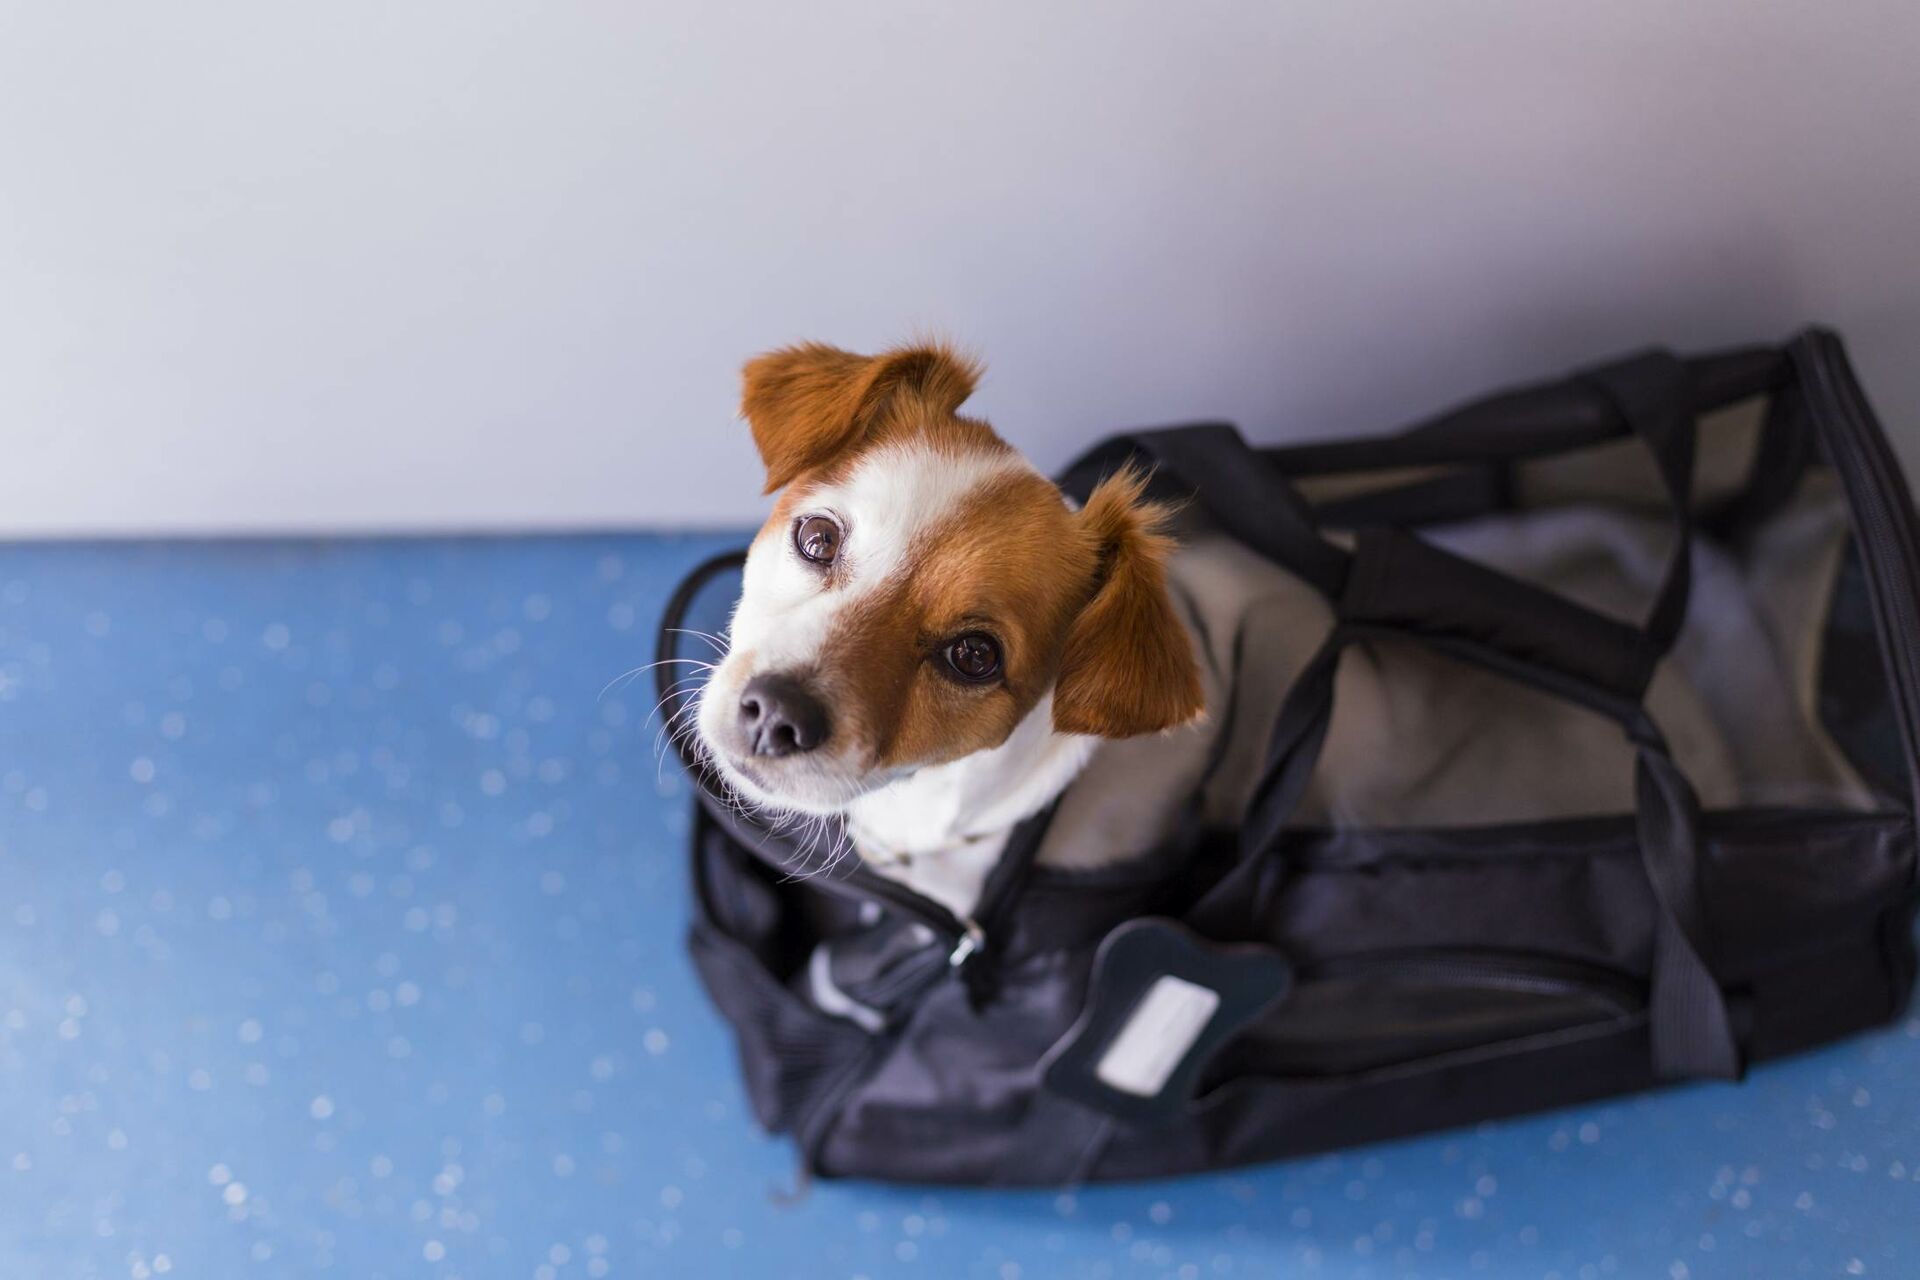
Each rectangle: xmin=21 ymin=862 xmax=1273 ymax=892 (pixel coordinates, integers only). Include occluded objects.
xmin=947 ymin=918 xmax=986 ymax=968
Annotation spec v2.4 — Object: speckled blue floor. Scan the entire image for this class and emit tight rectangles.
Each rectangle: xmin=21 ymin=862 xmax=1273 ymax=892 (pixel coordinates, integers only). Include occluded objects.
xmin=1 ymin=534 xmax=1916 ymax=1280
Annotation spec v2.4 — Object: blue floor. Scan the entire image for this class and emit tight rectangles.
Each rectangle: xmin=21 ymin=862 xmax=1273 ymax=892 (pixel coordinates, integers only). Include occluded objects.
xmin=0 ymin=533 xmax=1915 ymax=1280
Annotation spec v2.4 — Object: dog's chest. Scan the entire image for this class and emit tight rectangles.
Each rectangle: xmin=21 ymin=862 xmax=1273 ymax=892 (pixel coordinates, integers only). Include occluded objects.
xmin=844 ymin=765 xmax=1009 ymax=919
xmin=855 ymin=828 xmax=1010 ymax=923
xmin=843 ymin=712 xmax=1096 ymax=919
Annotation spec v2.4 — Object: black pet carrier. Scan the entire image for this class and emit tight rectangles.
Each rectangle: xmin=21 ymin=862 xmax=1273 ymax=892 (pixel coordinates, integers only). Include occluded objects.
xmin=657 ymin=327 xmax=1920 ymax=1184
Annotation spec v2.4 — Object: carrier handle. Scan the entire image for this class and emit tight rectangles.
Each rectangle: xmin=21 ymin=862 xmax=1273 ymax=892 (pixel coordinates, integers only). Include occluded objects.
xmin=1058 ymin=424 xmax=1353 ymax=599
xmin=1572 ymin=351 xmax=1697 ymax=653
xmin=654 ymin=548 xmax=749 ymax=777
xmin=1341 ymin=525 xmax=1662 ymax=701
xmin=1242 ymin=625 xmax=1742 ymax=1082
xmin=1061 ymin=352 xmax=1699 ymax=656
xmin=1380 ymin=350 xmax=1700 ymax=653
xmin=1263 ymin=347 xmax=1781 ymax=479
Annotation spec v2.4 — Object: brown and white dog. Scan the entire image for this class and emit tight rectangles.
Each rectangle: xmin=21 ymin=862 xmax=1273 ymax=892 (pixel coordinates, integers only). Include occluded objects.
xmin=692 ymin=340 xmax=1212 ymax=919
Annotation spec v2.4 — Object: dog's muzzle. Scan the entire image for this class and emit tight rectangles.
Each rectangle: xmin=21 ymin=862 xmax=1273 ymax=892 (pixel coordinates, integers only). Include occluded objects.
xmin=737 ymin=673 xmax=830 ymax=758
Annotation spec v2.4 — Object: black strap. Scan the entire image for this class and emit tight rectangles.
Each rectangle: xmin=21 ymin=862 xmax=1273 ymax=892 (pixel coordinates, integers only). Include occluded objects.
xmin=1238 ymin=634 xmax=1344 ymax=861
xmin=1310 ymin=462 xmax=1511 ymax=531
xmin=1272 ymin=348 xmax=1765 ymax=473
xmin=1627 ymin=717 xmax=1743 ymax=1079
xmin=1703 ymin=388 xmax=1815 ymax=543
xmin=1242 ymin=625 xmax=1741 ymax=1081
xmin=1391 ymin=349 xmax=1698 ymax=654
xmin=1574 ymin=351 xmax=1697 ymax=652
xmin=1059 ymin=424 xmax=1352 ymax=599
xmin=1341 ymin=525 xmax=1661 ymax=701
xmin=1063 ymin=355 xmax=1700 ymax=668
xmin=1252 ymin=351 xmax=1704 ymax=660
xmin=654 ymin=548 xmax=749 ymax=776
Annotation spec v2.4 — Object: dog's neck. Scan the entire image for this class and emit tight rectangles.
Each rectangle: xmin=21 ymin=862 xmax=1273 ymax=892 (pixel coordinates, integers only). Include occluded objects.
xmin=843 ymin=691 xmax=1095 ymax=919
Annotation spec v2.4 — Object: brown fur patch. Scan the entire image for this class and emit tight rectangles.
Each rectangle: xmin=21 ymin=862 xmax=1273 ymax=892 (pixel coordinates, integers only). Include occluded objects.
xmin=832 ymin=467 xmax=1102 ymax=770
xmin=740 ymin=341 xmax=986 ymax=493
xmin=1052 ymin=467 xmax=1207 ymax=737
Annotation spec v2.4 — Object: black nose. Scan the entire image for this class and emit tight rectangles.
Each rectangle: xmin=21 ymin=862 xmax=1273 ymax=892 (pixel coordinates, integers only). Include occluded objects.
xmin=738 ymin=674 xmax=830 ymax=758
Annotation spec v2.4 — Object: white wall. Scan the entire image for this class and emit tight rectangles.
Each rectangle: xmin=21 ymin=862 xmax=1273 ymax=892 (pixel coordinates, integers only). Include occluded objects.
xmin=3 ymin=2 xmax=1917 ymax=536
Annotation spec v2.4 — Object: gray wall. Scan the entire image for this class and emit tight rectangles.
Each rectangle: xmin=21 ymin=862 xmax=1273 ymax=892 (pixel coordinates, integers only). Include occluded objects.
xmin=4 ymin=2 xmax=1917 ymax=535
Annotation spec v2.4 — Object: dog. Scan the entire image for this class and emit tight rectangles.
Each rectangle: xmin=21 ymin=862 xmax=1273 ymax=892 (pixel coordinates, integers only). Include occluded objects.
xmin=691 ymin=340 xmax=1233 ymax=921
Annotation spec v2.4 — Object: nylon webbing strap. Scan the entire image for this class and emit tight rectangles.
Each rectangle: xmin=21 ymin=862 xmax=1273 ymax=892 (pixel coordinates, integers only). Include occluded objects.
xmin=1239 ymin=632 xmax=1344 ymax=861
xmin=1341 ymin=526 xmax=1661 ymax=701
xmin=1575 ymin=351 xmax=1698 ymax=653
xmin=1242 ymin=626 xmax=1743 ymax=1082
xmin=1631 ymin=733 xmax=1742 ymax=1079
xmin=655 ymin=547 xmax=749 ymax=776
xmin=1058 ymin=424 xmax=1351 ymax=598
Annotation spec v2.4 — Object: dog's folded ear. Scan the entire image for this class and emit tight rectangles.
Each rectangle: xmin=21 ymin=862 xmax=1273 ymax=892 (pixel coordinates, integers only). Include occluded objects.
xmin=740 ymin=341 xmax=982 ymax=493
xmin=1053 ymin=468 xmax=1207 ymax=738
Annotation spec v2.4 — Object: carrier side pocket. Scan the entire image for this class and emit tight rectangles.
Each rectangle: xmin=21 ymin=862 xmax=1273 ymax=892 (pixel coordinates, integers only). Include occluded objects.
xmin=1207 ymin=949 xmax=1644 ymax=1081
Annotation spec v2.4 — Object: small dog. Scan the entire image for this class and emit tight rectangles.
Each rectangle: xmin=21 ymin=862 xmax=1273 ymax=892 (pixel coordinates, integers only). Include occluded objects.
xmin=693 ymin=340 xmax=1216 ymax=919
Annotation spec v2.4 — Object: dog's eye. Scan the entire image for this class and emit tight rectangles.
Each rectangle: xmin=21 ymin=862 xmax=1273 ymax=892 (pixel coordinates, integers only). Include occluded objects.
xmin=794 ymin=515 xmax=841 ymax=565
xmin=943 ymin=633 xmax=1002 ymax=683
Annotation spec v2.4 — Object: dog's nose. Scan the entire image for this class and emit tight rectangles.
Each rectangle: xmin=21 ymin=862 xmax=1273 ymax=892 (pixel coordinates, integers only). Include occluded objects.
xmin=738 ymin=674 xmax=830 ymax=758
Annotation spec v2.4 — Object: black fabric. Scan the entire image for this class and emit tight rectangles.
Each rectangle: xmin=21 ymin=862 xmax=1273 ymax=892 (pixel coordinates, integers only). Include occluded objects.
xmin=1339 ymin=527 xmax=1660 ymax=700
xmin=1572 ymin=351 xmax=1697 ymax=651
xmin=1311 ymin=462 xmax=1512 ymax=531
xmin=1704 ymin=388 xmax=1815 ymax=543
xmin=1059 ymin=424 xmax=1352 ymax=598
xmin=1822 ymin=544 xmax=1911 ymax=798
xmin=1630 ymin=735 xmax=1742 ymax=1078
xmin=670 ymin=327 xmax=1920 ymax=1184
xmin=1262 ymin=345 xmax=1780 ymax=478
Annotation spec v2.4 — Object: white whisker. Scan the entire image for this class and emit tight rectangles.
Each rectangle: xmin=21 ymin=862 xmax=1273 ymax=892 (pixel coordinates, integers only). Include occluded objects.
xmin=602 ymin=657 xmax=713 ymax=703
xmin=664 ymin=626 xmax=730 ymax=658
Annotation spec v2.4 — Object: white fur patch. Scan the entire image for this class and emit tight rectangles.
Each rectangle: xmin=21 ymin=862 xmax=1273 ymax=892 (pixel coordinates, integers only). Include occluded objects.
xmin=695 ymin=438 xmax=1039 ymax=813
xmin=846 ymin=691 xmax=1094 ymax=856
xmin=829 ymin=440 xmax=1033 ymax=596
xmin=848 ymin=690 xmax=1097 ymax=918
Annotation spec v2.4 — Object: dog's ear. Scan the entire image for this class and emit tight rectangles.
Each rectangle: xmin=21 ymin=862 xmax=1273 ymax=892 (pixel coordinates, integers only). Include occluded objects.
xmin=739 ymin=341 xmax=981 ymax=493
xmin=1053 ymin=468 xmax=1205 ymax=737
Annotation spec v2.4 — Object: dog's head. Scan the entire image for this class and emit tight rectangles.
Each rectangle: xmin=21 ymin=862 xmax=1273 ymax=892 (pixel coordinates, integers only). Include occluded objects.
xmin=694 ymin=341 xmax=1205 ymax=815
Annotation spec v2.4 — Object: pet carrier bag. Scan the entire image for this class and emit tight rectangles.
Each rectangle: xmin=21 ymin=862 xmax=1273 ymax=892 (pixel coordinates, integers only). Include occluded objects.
xmin=657 ymin=327 xmax=1920 ymax=1184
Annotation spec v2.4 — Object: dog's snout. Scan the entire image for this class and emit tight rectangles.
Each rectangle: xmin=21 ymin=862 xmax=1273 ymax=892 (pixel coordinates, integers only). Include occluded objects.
xmin=738 ymin=674 xmax=830 ymax=758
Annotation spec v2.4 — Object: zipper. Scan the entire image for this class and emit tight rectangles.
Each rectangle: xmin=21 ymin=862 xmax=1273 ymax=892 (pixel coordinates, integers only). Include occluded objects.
xmin=782 ymin=863 xmax=985 ymax=1175
xmin=811 ymin=854 xmax=985 ymax=968
xmin=699 ymin=801 xmax=981 ymax=1174
xmin=693 ymin=779 xmax=976 ymax=945
xmin=1300 ymin=950 xmax=1645 ymax=1014
xmin=1792 ymin=329 xmax=1920 ymax=832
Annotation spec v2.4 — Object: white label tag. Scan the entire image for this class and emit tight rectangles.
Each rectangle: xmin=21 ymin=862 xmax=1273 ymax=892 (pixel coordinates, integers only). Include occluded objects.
xmin=1093 ymin=974 xmax=1221 ymax=1098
